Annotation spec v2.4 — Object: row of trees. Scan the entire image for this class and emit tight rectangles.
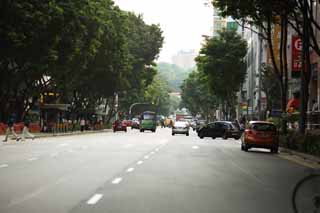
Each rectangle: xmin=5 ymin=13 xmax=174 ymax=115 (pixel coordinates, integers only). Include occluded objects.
xmin=212 ymin=0 xmax=320 ymax=134
xmin=181 ymin=30 xmax=247 ymax=120
xmin=0 ymin=0 xmax=164 ymax=123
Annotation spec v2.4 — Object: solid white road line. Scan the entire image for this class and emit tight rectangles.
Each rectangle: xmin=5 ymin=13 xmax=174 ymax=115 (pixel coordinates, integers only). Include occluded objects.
xmin=192 ymin=146 xmax=199 ymax=149
xmin=127 ymin=168 xmax=135 ymax=173
xmin=112 ymin=177 xmax=123 ymax=184
xmin=87 ymin=194 xmax=103 ymax=205
xmin=28 ymin=157 xmax=38 ymax=161
xmin=144 ymin=155 xmax=149 ymax=159
xmin=0 ymin=164 xmax=8 ymax=168
xmin=137 ymin=161 xmax=143 ymax=165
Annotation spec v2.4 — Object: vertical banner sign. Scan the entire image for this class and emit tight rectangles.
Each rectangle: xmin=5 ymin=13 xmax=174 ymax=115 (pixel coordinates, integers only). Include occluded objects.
xmin=291 ymin=35 xmax=302 ymax=77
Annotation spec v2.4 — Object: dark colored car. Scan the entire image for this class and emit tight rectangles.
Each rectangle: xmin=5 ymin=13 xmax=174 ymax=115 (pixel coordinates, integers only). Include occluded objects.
xmin=197 ymin=121 xmax=241 ymax=140
xmin=241 ymin=121 xmax=279 ymax=153
xmin=112 ymin=120 xmax=127 ymax=132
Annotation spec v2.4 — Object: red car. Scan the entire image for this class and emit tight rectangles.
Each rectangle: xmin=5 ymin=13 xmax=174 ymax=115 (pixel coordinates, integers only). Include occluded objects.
xmin=241 ymin=121 xmax=279 ymax=153
xmin=112 ymin=120 xmax=127 ymax=132
xmin=123 ymin=120 xmax=133 ymax=127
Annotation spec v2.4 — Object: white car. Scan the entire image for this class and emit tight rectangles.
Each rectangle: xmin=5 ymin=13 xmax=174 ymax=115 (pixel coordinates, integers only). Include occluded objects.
xmin=172 ymin=121 xmax=189 ymax=136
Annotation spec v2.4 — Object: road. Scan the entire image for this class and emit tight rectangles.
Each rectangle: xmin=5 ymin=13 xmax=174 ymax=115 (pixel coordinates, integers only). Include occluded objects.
xmin=0 ymin=128 xmax=311 ymax=213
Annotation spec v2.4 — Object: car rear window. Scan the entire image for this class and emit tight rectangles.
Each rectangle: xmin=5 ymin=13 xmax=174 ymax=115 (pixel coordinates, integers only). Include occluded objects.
xmin=251 ymin=123 xmax=276 ymax=132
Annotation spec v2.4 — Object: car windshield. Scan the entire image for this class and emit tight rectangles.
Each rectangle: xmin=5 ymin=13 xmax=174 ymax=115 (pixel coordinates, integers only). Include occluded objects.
xmin=175 ymin=122 xmax=187 ymax=127
xmin=252 ymin=123 xmax=276 ymax=132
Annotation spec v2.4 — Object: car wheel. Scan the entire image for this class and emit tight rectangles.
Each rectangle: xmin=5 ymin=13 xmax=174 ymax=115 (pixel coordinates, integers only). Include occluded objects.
xmin=212 ymin=137 xmax=216 ymax=140
xmin=199 ymin=133 xmax=204 ymax=139
xmin=243 ymin=142 xmax=249 ymax=152
xmin=140 ymin=129 xmax=143 ymax=132
xmin=271 ymin=147 xmax=279 ymax=154
xmin=172 ymin=132 xmax=175 ymax=136
xmin=222 ymin=133 xmax=228 ymax=140
xmin=186 ymin=133 xmax=189 ymax=136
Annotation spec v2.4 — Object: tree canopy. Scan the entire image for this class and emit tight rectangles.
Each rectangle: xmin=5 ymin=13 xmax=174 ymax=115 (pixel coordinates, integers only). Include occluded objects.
xmin=0 ymin=0 xmax=164 ymax=123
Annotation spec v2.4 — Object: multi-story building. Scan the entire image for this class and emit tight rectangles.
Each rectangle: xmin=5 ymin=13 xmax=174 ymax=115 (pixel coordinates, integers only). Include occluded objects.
xmin=171 ymin=50 xmax=197 ymax=69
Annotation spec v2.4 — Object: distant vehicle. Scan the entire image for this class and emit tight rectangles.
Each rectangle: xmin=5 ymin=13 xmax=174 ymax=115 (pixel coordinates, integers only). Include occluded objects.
xmin=241 ymin=121 xmax=279 ymax=153
xmin=197 ymin=121 xmax=241 ymax=140
xmin=112 ymin=120 xmax=127 ymax=132
xmin=172 ymin=121 xmax=189 ymax=136
xmin=140 ymin=111 xmax=157 ymax=132
xmin=131 ymin=118 xmax=140 ymax=129
xmin=123 ymin=120 xmax=132 ymax=127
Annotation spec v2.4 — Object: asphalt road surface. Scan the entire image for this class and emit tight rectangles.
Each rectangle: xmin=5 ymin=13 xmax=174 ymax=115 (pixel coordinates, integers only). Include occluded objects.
xmin=0 ymin=128 xmax=312 ymax=213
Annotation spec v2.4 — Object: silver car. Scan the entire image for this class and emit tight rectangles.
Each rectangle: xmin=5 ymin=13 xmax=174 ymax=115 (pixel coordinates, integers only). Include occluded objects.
xmin=172 ymin=121 xmax=189 ymax=136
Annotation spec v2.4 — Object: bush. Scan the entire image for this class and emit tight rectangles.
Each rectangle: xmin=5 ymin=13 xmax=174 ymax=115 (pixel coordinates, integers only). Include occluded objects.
xmin=279 ymin=131 xmax=320 ymax=157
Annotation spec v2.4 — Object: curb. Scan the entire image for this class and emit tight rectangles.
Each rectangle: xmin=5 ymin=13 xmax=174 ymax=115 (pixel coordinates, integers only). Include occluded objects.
xmin=1 ymin=129 xmax=113 ymax=144
xmin=280 ymin=147 xmax=320 ymax=164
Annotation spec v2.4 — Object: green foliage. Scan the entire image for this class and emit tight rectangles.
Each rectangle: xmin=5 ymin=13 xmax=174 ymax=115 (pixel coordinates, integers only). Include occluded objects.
xmin=144 ymin=75 xmax=171 ymax=116
xmin=0 ymin=0 xmax=164 ymax=122
xmin=195 ymin=30 xmax=247 ymax=118
xmin=261 ymin=64 xmax=281 ymax=111
xmin=157 ymin=62 xmax=192 ymax=92
xmin=180 ymin=70 xmax=218 ymax=118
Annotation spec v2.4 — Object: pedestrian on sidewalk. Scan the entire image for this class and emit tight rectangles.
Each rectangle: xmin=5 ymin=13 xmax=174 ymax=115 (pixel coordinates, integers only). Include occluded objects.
xmin=3 ymin=118 xmax=20 ymax=142
xmin=21 ymin=119 xmax=35 ymax=141
xmin=80 ymin=118 xmax=85 ymax=132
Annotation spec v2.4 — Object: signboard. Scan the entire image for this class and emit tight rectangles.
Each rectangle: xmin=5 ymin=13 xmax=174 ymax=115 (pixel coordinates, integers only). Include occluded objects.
xmin=292 ymin=35 xmax=302 ymax=77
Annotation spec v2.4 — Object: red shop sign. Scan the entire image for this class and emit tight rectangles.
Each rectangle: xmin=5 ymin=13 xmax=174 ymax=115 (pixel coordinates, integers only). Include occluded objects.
xmin=292 ymin=36 xmax=302 ymax=72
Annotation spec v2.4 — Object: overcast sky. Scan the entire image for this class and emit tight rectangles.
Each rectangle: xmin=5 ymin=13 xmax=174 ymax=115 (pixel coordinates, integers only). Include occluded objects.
xmin=113 ymin=0 xmax=213 ymax=63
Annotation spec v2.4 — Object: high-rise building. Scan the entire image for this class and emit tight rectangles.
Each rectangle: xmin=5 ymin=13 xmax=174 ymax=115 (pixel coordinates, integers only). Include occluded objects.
xmin=171 ymin=50 xmax=197 ymax=69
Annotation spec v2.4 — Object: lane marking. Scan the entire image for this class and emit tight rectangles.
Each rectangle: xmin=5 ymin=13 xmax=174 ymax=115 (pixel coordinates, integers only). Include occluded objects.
xmin=123 ymin=144 xmax=133 ymax=148
xmin=127 ymin=167 xmax=135 ymax=173
xmin=155 ymin=148 xmax=159 ymax=152
xmin=144 ymin=155 xmax=149 ymax=159
xmin=28 ymin=157 xmax=38 ymax=161
xmin=160 ymin=139 xmax=168 ymax=143
xmin=137 ymin=161 xmax=143 ymax=165
xmin=192 ymin=146 xmax=199 ymax=149
xmin=112 ymin=177 xmax=123 ymax=184
xmin=51 ymin=153 xmax=58 ymax=157
xmin=87 ymin=194 xmax=103 ymax=205
xmin=150 ymin=152 xmax=155 ymax=155
xmin=58 ymin=143 xmax=69 ymax=147
xmin=0 ymin=164 xmax=8 ymax=168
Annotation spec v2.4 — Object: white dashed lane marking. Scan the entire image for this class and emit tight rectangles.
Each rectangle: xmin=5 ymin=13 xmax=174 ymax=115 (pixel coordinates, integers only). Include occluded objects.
xmin=112 ymin=178 xmax=123 ymax=184
xmin=0 ymin=164 xmax=8 ymax=168
xmin=150 ymin=152 xmax=155 ymax=155
xmin=127 ymin=168 xmax=135 ymax=173
xmin=28 ymin=157 xmax=38 ymax=161
xmin=144 ymin=155 xmax=149 ymax=159
xmin=137 ymin=161 xmax=143 ymax=165
xmin=51 ymin=153 xmax=59 ymax=157
xmin=192 ymin=146 xmax=199 ymax=149
xmin=87 ymin=194 xmax=103 ymax=205
xmin=58 ymin=143 xmax=69 ymax=147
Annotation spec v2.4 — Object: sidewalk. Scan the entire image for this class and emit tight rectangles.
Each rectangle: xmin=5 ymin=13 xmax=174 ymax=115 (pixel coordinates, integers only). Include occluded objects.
xmin=1 ymin=129 xmax=113 ymax=143
xmin=280 ymin=147 xmax=320 ymax=169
